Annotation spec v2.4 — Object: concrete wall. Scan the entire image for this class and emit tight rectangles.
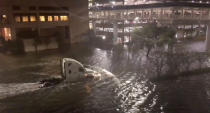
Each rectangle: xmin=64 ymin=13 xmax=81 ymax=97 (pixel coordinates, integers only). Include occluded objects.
xmin=23 ymin=38 xmax=58 ymax=52
xmin=69 ymin=0 xmax=89 ymax=43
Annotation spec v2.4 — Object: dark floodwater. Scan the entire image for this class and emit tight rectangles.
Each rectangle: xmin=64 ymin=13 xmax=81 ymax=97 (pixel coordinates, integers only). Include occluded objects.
xmin=0 ymin=45 xmax=210 ymax=113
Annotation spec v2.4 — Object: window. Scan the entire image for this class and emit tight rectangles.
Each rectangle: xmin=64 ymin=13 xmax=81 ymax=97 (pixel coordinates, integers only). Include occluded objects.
xmin=54 ymin=16 xmax=59 ymax=21
xmin=61 ymin=7 xmax=69 ymax=10
xmin=1 ymin=28 xmax=12 ymax=41
xmin=15 ymin=16 xmax=21 ymax=22
xmin=12 ymin=6 xmax=21 ymax=10
xmin=89 ymin=22 xmax=93 ymax=29
xmin=39 ymin=16 xmax=45 ymax=22
xmin=60 ymin=15 xmax=68 ymax=21
xmin=48 ymin=16 xmax=53 ymax=21
xmin=30 ymin=16 xmax=36 ymax=22
xmin=22 ymin=16 xmax=29 ymax=22
xmin=29 ymin=6 xmax=36 ymax=10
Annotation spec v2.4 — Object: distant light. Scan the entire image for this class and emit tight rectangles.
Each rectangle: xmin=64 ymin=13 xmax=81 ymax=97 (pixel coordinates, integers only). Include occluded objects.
xmin=192 ymin=0 xmax=195 ymax=3
xmin=133 ymin=17 xmax=139 ymax=24
xmin=89 ymin=23 xmax=93 ymax=29
xmin=102 ymin=36 xmax=106 ymax=40
xmin=125 ymin=20 xmax=129 ymax=24
xmin=199 ymin=1 xmax=202 ymax=3
xmin=207 ymin=1 xmax=210 ymax=3
xmin=134 ymin=17 xmax=139 ymax=20
xmin=111 ymin=1 xmax=116 ymax=5
xmin=96 ymin=3 xmax=99 ymax=6
xmin=2 ymin=15 xmax=6 ymax=18
xmin=96 ymin=48 xmax=101 ymax=51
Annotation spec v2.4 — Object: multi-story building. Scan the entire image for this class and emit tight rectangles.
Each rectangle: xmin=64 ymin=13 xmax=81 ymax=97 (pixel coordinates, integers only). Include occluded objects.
xmin=89 ymin=0 xmax=210 ymax=45
xmin=0 ymin=0 xmax=88 ymax=52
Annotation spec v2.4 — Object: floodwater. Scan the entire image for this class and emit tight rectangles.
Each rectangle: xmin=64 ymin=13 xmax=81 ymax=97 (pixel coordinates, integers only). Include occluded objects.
xmin=0 ymin=44 xmax=210 ymax=113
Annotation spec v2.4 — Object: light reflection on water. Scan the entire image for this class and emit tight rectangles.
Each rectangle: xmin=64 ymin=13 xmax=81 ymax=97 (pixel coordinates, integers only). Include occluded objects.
xmin=116 ymin=73 xmax=155 ymax=113
xmin=0 ymin=46 xmax=210 ymax=113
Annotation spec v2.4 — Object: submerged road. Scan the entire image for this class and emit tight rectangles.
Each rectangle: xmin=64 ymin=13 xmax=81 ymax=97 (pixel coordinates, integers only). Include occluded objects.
xmin=0 ymin=43 xmax=210 ymax=113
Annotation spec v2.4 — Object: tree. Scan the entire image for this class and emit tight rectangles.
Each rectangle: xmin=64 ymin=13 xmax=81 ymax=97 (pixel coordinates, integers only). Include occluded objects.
xmin=132 ymin=23 xmax=176 ymax=57
xmin=132 ymin=24 xmax=159 ymax=57
xmin=158 ymin=26 xmax=176 ymax=53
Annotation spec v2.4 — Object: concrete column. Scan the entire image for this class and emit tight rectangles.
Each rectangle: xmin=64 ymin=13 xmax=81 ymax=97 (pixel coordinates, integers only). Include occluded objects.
xmin=172 ymin=9 xmax=174 ymax=18
xmin=191 ymin=24 xmax=193 ymax=37
xmin=151 ymin=8 xmax=153 ymax=19
xmin=205 ymin=23 xmax=210 ymax=52
xmin=11 ymin=27 xmax=16 ymax=39
xmin=182 ymin=8 xmax=184 ymax=18
xmin=113 ymin=21 xmax=118 ymax=45
xmin=160 ymin=8 xmax=163 ymax=19
xmin=191 ymin=9 xmax=194 ymax=18
xmin=93 ymin=21 xmax=96 ymax=34
xmin=209 ymin=9 xmax=210 ymax=19
xmin=200 ymin=9 xmax=202 ymax=20
xmin=8 ymin=7 xmax=16 ymax=40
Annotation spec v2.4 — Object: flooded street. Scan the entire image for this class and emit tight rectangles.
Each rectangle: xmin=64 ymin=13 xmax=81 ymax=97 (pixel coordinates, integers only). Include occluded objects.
xmin=0 ymin=45 xmax=210 ymax=113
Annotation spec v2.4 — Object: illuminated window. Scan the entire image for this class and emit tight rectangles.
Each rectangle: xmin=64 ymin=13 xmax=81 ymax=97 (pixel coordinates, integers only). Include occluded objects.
xmin=89 ymin=22 xmax=93 ymax=29
xmin=89 ymin=3 xmax=93 ymax=7
xmin=48 ymin=16 xmax=53 ymax=21
xmin=1 ymin=28 xmax=12 ymax=41
xmin=22 ymin=16 xmax=29 ymax=22
xmin=15 ymin=16 xmax=21 ymax=22
xmin=54 ymin=16 xmax=59 ymax=21
xmin=60 ymin=15 xmax=68 ymax=21
xmin=39 ymin=16 xmax=45 ymax=22
xmin=30 ymin=16 xmax=36 ymax=22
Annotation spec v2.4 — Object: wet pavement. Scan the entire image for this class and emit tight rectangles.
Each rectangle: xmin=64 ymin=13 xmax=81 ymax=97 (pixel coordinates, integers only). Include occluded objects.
xmin=0 ymin=44 xmax=210 ymax=113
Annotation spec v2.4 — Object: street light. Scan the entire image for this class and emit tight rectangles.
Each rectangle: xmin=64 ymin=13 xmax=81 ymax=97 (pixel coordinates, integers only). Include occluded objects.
xmin=111 ymin=1 xmax=116 ymax=5
xmin=102 ymin=35 xmax=106 ymax=40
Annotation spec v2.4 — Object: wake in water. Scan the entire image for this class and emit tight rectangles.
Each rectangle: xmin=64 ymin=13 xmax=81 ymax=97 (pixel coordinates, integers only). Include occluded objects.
xmin=0 ymin=58 xmax=156 ymax=113
xmin=0 ymin=64 xmax=120 ymax=100
xmin=0 ymin=69 xmax=157 ymax=113
xmin=0 ymin=83 xmax=41 ymax=99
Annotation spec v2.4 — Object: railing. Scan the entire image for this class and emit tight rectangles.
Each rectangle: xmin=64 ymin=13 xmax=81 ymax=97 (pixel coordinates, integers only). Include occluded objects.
xmin=90 ymin=13 xmax=210 ymax=21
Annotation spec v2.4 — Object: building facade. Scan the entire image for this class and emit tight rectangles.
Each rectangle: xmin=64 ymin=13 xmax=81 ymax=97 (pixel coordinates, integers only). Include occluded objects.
xmin=0 ymin=0 xmax=88 ymax=52
xmin=89 ymin=0 xmax=210 ymax=45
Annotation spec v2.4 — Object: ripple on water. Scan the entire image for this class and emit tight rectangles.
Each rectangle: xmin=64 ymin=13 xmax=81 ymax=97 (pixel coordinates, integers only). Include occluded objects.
xmin=116 ymin=72 xmax=156 ymax=113
xmin=0 ymin=67 xmax=156 ymax=113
